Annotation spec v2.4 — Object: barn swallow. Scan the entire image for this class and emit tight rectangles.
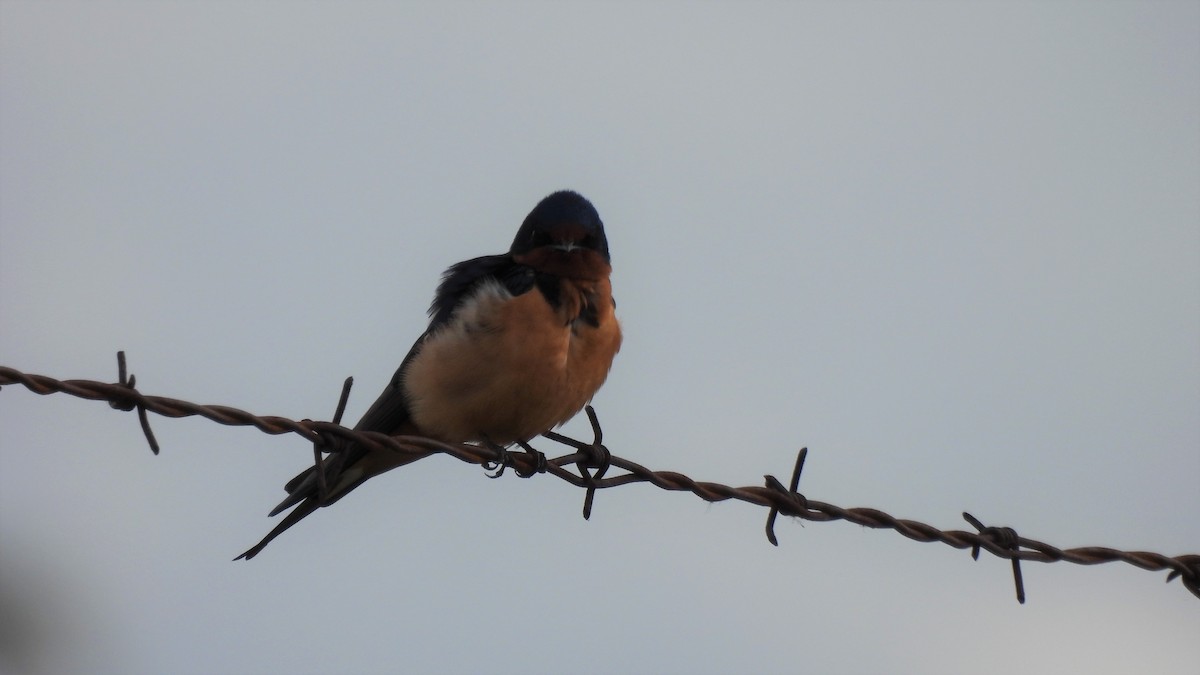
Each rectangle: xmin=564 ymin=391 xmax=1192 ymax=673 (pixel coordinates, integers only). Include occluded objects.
xmin=236 ymin=190 xmax=621 ymax=560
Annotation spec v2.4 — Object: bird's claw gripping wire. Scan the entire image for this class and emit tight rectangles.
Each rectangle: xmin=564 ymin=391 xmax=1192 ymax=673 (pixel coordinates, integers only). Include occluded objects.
xmin=482 ymin=440 xmax=547 ymax=479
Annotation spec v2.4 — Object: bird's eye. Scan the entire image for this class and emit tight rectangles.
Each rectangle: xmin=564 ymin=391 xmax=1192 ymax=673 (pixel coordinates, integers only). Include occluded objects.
xmin=531 ymin=230 xmax=554 ymax=247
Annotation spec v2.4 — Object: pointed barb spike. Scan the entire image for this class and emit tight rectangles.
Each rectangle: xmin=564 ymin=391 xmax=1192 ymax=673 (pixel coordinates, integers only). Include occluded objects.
xmin=582 ymin=486 xmax=595 ymax=520
xmin=332 ymin=377 xmax=354 ymax=424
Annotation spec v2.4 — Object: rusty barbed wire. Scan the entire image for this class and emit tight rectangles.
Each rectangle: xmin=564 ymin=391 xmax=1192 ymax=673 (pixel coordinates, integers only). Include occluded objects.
xmin=1 ymin=355 xmax=1197 ymax=603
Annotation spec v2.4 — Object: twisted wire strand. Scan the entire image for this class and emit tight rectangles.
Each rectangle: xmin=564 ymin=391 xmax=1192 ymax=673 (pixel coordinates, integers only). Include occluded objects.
xmin=2 ymin=360 xmax=1196 ymax=602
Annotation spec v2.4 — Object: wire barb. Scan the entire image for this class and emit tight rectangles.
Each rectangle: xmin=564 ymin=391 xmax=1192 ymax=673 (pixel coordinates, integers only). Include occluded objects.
xmin=542 ymin=405 xmax=610 ymax=519
xmin=108 ymin=351 xmax=160 ymax=454
xmin=309 ymin=376 xmax=354 ymax=503
xmin=964 ymin=512 xmax=1026 ymax=604
xmin=2 ymin=358 xmax=1196 ymax=604
xmin=764 ymin=447 xmax=809 ymax=546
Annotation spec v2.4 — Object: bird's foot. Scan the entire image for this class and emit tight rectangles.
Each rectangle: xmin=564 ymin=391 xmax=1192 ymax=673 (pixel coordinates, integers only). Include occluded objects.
xmin=482 ymin=440 xmax=547 ymax=479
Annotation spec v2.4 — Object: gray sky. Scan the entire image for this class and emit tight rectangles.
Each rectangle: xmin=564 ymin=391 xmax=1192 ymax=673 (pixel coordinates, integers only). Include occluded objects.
xmin=2 ymin=1 xmax=1198 ymax=673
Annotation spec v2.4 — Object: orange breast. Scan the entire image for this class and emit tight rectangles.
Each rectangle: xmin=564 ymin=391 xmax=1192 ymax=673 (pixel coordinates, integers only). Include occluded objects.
xmin=402 ymin=277 xmax=621 ymax=444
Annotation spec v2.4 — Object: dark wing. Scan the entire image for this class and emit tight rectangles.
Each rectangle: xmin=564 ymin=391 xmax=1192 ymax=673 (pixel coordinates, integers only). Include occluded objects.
xmin=426 ymin=254 xmax=536 ymax=329
xmin=351 ymin=254 xmax=534 ymax=436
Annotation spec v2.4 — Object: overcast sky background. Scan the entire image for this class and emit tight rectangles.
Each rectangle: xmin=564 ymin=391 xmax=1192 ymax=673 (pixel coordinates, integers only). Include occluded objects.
xmin=1 ymin=2 xmax=1198 ymax=674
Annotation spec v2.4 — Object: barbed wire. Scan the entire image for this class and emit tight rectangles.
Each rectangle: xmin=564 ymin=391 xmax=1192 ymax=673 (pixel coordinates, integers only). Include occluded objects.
xmin=1 ymin=353 xmax=1196 ymax=604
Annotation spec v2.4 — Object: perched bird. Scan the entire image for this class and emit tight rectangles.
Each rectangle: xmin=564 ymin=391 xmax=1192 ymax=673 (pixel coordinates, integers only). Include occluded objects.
xmin=236 ymin=190 xmax=621 ymax=560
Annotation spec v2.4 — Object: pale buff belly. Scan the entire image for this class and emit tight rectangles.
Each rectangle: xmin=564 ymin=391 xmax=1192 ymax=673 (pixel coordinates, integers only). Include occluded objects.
xmin=402 ymin=280 xmax=621 ymax=445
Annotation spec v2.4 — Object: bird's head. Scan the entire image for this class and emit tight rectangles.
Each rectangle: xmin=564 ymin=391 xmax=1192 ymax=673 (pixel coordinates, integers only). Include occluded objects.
xmin=510 ymin=190 xmax=610 ymax=280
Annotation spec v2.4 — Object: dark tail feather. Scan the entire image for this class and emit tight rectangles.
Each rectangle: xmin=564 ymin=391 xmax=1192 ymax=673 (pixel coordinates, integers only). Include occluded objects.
xmin=267 ymin=457 xmax=378 ymax=518
xmin=283 ymin=465 xmax=316 ymax=494
xmin=234 ymin=498 xmax=320 ymax=561
xmin=238 ymin=444 xmax=430 ymax=560
xmin=237 ymin=460 xmax=342 ymax=560
xmin=269 ymin=467 xmax=317 ymax=516
xmin=269 ymin=448 xmax=361 ymax=518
